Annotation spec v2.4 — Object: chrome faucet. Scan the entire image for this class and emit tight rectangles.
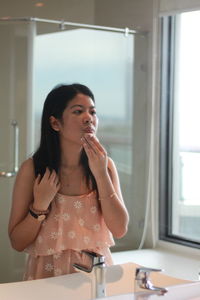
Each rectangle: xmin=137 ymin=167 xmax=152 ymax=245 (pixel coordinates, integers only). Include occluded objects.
xmin=135 ymin=267 xmax=168 ymax=295
xmin=73 ymin=250 xmax=106 ymax=298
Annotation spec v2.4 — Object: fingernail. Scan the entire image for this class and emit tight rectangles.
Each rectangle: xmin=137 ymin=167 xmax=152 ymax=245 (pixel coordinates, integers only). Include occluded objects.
xmin=85 ymin=133 xmax=93 ymax=138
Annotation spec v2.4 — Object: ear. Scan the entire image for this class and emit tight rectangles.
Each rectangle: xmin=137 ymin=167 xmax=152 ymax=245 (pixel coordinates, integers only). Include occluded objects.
xmin=49 ymin=116 xmax=60 ymax=131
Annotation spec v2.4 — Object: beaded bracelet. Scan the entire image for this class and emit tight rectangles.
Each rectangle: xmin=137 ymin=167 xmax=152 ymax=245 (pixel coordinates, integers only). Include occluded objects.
xmin=99 ymin=192 xmax=116 ymax=201
xmin=29 ymin=203 xmax=50 ymax=215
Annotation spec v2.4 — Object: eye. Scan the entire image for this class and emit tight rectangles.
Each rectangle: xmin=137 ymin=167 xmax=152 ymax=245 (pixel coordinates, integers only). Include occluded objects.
xmin=90 ymin=110 xmax=97 ymax=115
xmin=73 ymin=110 xmax=82 ymax=115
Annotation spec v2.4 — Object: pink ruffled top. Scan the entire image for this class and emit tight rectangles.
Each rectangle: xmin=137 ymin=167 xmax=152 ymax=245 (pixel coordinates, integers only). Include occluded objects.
xmin=25 ymin=190 xmax=115 ymax=257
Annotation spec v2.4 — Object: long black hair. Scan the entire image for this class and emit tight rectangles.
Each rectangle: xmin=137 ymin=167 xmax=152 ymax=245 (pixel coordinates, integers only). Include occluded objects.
xmin=33 ymin=83 xmax=97 ymax=191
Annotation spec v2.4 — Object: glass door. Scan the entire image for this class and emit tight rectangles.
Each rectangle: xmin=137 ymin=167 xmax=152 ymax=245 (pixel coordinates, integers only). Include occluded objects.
xmin=0 ymin=20 xmax=35 ymax=283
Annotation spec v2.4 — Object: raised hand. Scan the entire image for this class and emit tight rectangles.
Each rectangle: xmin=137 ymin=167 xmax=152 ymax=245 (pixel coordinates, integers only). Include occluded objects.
xmin=33 ymin=168 xmax=60 ymax=211
xmin=82 ymin=134 xmax=108 ymax=178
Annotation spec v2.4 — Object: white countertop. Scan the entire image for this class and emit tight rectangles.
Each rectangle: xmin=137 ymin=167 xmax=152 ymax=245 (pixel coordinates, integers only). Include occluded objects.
xmin=1 ymin=262 xmax=199 ymax=300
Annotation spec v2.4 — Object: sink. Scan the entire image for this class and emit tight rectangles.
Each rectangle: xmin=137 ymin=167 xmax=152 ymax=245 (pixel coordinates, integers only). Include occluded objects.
xmin=97 ymin=282 xmax=200 ymax=300
xmin=97 ymin=294 xmax=136 ymax=300
xmin=0 ymin=263 xmax=136 ymax=300
xmin=0 ymin=262 xmax=199 ymax=300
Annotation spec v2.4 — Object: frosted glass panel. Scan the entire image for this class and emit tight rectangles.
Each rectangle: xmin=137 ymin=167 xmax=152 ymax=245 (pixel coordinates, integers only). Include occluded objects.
xmin=0 ymin=21 xmax=34 ymax=283
xmin=33 ymin=28 xmax=133 ymax=143
xmin=33 ymin=27 xmax=134 ymax=250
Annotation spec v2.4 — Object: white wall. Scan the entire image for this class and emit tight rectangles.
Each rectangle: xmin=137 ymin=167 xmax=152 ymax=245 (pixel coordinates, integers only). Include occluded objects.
xmin=0 ymin=0 xmax=95 ymax=24
xmin=95 ymin=0 xmax=153 ymax=31
xmin=160 ymin=0 xmax=200 ymax=15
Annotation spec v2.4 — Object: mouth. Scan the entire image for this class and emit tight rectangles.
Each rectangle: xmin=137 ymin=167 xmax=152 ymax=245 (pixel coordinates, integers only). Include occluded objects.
xmin=83 ymin=126 xmax=95 ymax=134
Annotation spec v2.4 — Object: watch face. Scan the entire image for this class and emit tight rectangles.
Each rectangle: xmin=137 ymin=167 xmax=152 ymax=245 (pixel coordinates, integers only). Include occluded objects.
xmin=37 ymin=215 xmax=46 ymax=222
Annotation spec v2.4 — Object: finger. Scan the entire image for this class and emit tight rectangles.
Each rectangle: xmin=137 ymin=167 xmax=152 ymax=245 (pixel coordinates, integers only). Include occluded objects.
xmin=35 ymin=174 xmax=41 ymax=185
xmin=49 ymin=169 xmax=57 ymax=181
xmin=54 ymin=174 xmax=60 ymax=186
xmin=84 ymin=134 xmax=106 ymax=154
xmin=50 ymin=172 xmax=60 ymax=188
xmin=84 ymin=136 xmax=106 ymax=156
xmin=56 ymin=181 xmax=61 ymax=190
xmin=43 ymin=167 xmax=51 ymax=179
xmin=92 ymin=136 xmax=107 ymax=154
xmin=82 ymin=137 xmax=97 ymax=154
xmin=83 ymin=142 xmax=96 ymax=157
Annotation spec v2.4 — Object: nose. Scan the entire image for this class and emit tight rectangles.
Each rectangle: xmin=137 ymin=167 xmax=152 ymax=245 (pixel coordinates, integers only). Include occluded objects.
xmin=83 ymin=113 xmax=93 ymax=125
xmin=84 ymin=119 xmax=92 ymax=124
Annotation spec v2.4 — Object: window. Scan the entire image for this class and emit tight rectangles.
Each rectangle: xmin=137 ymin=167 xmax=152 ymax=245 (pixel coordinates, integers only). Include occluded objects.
xmin=160 ymin=11 xmax=200 ymax=248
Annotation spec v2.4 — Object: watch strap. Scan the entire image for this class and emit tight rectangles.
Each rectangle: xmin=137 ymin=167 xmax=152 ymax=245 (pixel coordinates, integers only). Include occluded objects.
xmin=29 ymin=209 xmax=46 ymax=221
xmin=29 ymin=203 xmax=49 ymax=215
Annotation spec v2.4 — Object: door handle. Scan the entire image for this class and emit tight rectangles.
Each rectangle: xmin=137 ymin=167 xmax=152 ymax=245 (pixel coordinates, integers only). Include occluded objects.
xmin=0 ymin=120 xmax=19 ymax=177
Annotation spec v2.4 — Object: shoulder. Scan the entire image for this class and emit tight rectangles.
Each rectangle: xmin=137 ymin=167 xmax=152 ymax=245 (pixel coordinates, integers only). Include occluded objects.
xmin=16 ymin=158 xmax=35 ymax=182
xmin=12 ymin=158 xmax=35 ymax=206
xmin=20 ymin=157 xmax=34 ymax=172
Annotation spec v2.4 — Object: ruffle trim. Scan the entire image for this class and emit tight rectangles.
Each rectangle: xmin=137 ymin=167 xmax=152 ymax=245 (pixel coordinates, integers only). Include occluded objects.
xmin=24 ymin=240 xmax=115 ymax=257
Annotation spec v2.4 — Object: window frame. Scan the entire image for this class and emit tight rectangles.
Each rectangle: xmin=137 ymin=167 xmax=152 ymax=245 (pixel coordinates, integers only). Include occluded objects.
xmin=159 ymin=15 xmax=200 ymax=249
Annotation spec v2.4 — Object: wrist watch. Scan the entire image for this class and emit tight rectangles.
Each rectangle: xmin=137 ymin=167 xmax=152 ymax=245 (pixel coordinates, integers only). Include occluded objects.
xmin=29 ymin=204 xmax=49 ymax=222
xmin=29 ymin=209 xmax=46 ymax=221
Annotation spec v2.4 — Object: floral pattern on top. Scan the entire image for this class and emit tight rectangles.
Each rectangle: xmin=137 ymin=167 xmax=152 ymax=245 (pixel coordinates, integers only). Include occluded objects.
xmin=93 ymin=224 xmax=101 ymax=232
xmin=68 ymin=231 xmax=76 ymax=239
xmin=45 ymin=263 xmax=54 ymax=272
xmin=62 ymin=213 xmax=70 ymax=221
xmin=83 ymin=236 xmax=90 ymax=244
xmin=50 ymin=232 xmax=59 ymax=240
xmin=24 ymin=190 xmax=115 ymax=258
xmin=53 ymin=253 xmax=61 ymax=260
xmin=24 ymin=247 xmax=114 ymax=280
xmin=74 ymin=201 xmax=82 ymax=209
xmin=47 ymin=248 xmax=55 ymax=255
xmin=57 ymin=195 xmax=65 ymax=204
xmin=90 ymin=206 xmax=97 ymax=214
xmin=78 ymin=218 xmax=85 ymax=226
xmin=55 ymin=268 xmax=62 ymax=276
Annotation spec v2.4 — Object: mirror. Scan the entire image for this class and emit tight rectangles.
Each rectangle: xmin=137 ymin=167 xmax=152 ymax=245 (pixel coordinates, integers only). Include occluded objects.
xmin=0 ymin=18 xmax=148 ymax=283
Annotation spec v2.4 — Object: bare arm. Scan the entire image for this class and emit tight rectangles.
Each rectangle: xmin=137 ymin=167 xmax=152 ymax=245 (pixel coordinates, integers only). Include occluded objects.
xmin=82 ymin=134 xmax=129 ymax=238
xmin=8 ymin=158 xmax=41 ymax=251
xmin=96 ymin=157 xmax=129 ymax=238
xmin=8 ymin=158 xmax=60 ymax=251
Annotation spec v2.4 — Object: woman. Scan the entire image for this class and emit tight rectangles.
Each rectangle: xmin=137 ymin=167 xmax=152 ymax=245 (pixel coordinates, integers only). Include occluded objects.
xmin=8 ymin=83 xmax=129 ymax=280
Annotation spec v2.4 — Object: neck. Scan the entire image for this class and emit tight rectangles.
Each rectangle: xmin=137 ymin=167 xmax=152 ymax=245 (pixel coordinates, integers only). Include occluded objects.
xmin=60 ymin=142 xmax=83 ymax=169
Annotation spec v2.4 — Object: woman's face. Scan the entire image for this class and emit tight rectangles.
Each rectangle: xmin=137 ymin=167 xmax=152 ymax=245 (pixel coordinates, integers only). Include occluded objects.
xmin=54 ymin=93 xmax=98 ymax=145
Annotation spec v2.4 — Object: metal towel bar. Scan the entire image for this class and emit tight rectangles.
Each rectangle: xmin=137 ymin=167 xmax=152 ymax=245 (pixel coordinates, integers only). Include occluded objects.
xmin=0 ymin=120 xmax=19 ymax=177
